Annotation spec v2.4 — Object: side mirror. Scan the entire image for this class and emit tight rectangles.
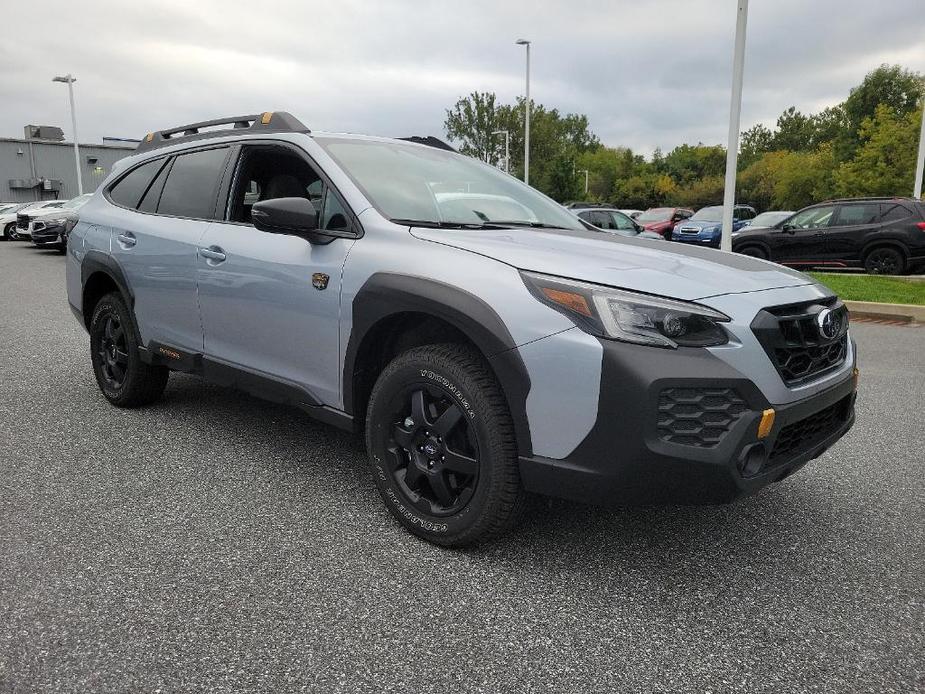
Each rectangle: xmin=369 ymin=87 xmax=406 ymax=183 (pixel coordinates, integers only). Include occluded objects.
xmin=252 ymin=197 xmax=319 ymax=238
xmin=781 ymin=223 xmax=795 ymax=233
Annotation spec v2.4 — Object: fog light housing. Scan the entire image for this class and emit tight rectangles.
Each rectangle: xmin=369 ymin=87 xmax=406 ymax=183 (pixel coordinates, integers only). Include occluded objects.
xmin=739 ymin=443 xmax=768 ymax=477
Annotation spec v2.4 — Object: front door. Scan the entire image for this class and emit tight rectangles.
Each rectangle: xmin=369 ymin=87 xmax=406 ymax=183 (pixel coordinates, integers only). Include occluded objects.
xmin=196 ymin=143 xmax=357 ymax=408
xmin=771 ymin=204 xmax=835 ymax=264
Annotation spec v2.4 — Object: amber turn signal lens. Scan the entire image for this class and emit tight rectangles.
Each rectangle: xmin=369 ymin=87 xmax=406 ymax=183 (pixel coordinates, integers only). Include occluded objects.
xmin=757 ymin=408 xmax=775 ymax=439
xmin=541 ymin=287 xmax=593 ymax=317
xmin=261 ymin=112 xmax=273 ymax=124
xmin=853 ymin=367 xmax=859 ymax=389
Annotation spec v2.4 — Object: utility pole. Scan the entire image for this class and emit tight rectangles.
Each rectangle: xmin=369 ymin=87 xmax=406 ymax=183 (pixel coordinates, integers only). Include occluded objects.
xmin=914 ymin=96 xmax=925 ymax=199
xmin=516 ymin=39 xmax=531 ymax=185
xmin=720 ymin=0 xmax=749 ymax=252
xmin=53 ymin=74 xmax=83 ymax=195
xmin=492 ymin=130 xmax=510 ymax=173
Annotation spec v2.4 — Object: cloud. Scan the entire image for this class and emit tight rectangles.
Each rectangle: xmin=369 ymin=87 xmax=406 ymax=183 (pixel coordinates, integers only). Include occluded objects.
xmin=1 ymin=0 xmax=922 ymax=156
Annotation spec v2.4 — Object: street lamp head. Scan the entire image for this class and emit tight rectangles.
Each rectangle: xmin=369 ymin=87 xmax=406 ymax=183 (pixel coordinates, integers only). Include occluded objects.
xmin=515 ymin=39 xmax=530 ymax=45
xmin=52 ymin=75 xmax=75 ymax=83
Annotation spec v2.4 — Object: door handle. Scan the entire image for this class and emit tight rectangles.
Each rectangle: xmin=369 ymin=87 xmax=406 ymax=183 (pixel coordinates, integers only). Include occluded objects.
xmin=199 ymin=246 xmax=226 ymax=262
xmin=116 ymin=232 xmax=136 ymax=247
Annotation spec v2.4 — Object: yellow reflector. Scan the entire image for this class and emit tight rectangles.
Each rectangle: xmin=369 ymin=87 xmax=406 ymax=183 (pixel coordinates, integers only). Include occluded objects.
xmin=853 ymin=367 xmax=860 ymax=389
xmin=145 ymin=133 xmax=154 ymax=142
xmin=260 ymin=112 xmax=273 ymax=124
xmin=757 ymin=408 xmax=775 ymax=439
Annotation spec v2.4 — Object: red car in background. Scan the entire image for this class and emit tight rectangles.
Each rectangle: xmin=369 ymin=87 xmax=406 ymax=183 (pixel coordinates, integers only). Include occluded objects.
xmin=637 ymin=207 xmax=694 ymax=239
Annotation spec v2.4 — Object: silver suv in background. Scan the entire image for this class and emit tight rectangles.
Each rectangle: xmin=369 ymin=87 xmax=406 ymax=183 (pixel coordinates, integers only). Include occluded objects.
xmin=66 ymin=112 xmax=858 ymax=546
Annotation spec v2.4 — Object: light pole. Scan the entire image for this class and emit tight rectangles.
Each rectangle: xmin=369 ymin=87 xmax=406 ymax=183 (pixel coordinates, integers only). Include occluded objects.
xmin=579 ymin=169 xmax=589 ymax=195
xmin=719 ymin=0 xmax=749 ymax=252
xmin=914 ymin=96 xmax=925 ymax=200
xmin=491 ymin=129 xmax=510 ymax=173
xmin=53 ymin=74 xmax=83 ymax=196
xmin=515 ymin=39 xmax=531 ymax=185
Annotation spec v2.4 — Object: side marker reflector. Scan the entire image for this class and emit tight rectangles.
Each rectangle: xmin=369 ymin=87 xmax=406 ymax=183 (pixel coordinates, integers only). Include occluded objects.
xmin=261 ymin=112 xmax=273 ymax=124
xmin=853 ymin=367 xmax=859 ymax=389
xmin=757 ymin=408 xmax=775 ymax=439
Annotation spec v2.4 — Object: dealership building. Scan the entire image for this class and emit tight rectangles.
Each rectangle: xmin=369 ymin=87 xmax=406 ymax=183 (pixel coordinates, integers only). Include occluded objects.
xmin=0 ymin=125 xmax=136 ymax=203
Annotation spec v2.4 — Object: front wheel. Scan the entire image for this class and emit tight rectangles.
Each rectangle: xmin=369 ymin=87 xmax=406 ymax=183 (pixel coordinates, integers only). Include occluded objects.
xmin=3 ymin=222 xmax=17 ymax=241
xmin=365 ymin=344 xmax=526 ymax=547
xmin=89 ymin=292 xmax=169 ymax=407
xmin=739 ymin=246 xmax=768 ymax=260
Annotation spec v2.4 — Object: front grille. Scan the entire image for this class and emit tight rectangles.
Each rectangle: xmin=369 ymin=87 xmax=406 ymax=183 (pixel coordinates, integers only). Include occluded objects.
xmin=657 ymin=387 xmax=748 ymax=447
xmin=751 ymin=298 xmax=849 ymax=386
xmin=770 ymin=395 xmax=852 ymax=462
xmin=678 ymin=226 xmax=699 ymax=234
xmin=33 ymin=221 xmax=45 ymax=231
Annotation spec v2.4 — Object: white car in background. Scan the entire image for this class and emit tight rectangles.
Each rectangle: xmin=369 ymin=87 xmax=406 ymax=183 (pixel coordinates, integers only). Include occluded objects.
xmin=3 ymin=200 xmax=67 ymax=240
xmin=12 ymin=199 xmax=76 ymax=239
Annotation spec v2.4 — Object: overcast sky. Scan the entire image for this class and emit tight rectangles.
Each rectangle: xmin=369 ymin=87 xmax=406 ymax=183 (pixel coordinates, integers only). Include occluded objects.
xmin=2 ymin=0 xmax=923 ymax=156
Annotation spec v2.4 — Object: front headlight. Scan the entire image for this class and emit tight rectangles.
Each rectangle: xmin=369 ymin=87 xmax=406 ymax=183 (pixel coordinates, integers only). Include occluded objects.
xmin=521 ymin=271 xmax=730 ymax=348
xmin=47 ymin=218 xmax=68 ymax=226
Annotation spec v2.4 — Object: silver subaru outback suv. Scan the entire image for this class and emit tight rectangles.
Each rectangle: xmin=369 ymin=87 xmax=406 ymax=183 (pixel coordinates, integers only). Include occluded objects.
xmin=66 ymin=112 xmax=857 ymax=546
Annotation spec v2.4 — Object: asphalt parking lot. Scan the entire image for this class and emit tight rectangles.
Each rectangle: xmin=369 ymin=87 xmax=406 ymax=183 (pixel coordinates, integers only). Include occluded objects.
xmin=1 ymin=242 xmax=923 ymax=694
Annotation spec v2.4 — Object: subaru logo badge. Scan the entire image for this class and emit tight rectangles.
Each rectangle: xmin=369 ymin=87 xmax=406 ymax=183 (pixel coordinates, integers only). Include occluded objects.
xmin=816 ymin=308 xmax=840 ymax=340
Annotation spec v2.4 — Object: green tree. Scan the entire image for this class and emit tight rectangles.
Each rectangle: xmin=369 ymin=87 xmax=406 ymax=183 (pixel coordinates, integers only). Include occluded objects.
xmin=834 ymin=104 xmax=923 ymax=197
xmin=771 ymin=106 xmax=814 ymax=151
xmin=662 ymin=144 xmax=726 ymax=185
xmin=739 ymin=123 xmax=774 ymax=168
xmin=444 ymin=91 xmax=501 ymax=161
xmin=672 ymin=175 xmax=726 ymax=209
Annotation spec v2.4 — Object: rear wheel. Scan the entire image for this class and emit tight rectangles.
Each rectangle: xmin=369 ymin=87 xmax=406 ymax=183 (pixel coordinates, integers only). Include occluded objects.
xmin=89 ymin=292 xmax=168 ymax=407
xmin=739 ymin=246 xmax=768 ymax=260
xmin=365 ymin=344 xmax=526 ymax=546
xmin=864 ymin=247 xmax=905 ymax=275
xmin=3 ymin=222 xmax=17 ymax=241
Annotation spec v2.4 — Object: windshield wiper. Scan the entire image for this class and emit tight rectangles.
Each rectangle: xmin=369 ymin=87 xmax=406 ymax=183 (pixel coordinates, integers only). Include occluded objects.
xmin=489 ymin=221 xmax=566 ymax=229
xmin=390 ymin=218 xmax=509 ymax=230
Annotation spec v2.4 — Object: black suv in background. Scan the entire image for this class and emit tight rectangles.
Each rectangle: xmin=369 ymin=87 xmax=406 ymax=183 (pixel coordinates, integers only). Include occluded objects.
xmin=732 ymin=197 xmax=925 ymax=274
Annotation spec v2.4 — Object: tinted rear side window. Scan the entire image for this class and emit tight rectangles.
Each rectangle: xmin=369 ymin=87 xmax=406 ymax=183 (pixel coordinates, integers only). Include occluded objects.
xmin=834 ymin=203 xmax=879 ymax=226
xmin=880 ymin=203 xmax=910 ymax=222
xmin=109 ymin=158 xmax=164 ymax=209
xmin=157 ymin=147 xmax=229 ymax=219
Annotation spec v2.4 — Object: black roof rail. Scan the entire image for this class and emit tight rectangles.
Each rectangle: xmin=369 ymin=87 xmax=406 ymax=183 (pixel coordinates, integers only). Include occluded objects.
xmin=819 ymin=196 xmax=913 ymax=203
xmin=398 ymin=136 xmax=456 ymax=152
xmin=563 ymin=201 xmax=616 ymax=209
xmin=136 ymin=111 xmax=309 ymax=153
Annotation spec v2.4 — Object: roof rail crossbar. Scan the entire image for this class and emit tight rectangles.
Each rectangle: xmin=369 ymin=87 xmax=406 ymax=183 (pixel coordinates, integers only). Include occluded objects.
xmin=398 ymin=136 xmax=457 ymax=152
xmin=136 ymin=111 xmax=310 ymax=153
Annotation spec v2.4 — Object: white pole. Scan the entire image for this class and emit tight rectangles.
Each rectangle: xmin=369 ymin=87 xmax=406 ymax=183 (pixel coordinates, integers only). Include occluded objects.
xmin=720 ymin=0 xmax=749 ymax=252
xmin=516 ymin=39 xmax=531 ymax=185
xmin=491 ymin=130 xmax=510 ymax=173
xmin=914 ymin=97 xmax=925 ymax=199
xmin=54 ymin=74 xmax=83 ymax=196
xmin=585 ymin=169 xmax=589 ymax=195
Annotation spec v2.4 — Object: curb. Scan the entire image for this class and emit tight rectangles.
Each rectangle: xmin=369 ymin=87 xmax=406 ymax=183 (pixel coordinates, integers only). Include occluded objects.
xmin=844 ymin=300 xmax=925 ymax=324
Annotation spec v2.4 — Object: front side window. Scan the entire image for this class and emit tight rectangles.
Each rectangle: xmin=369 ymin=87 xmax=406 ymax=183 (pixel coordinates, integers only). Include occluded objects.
xmin=787 ymin=205 xmax=835 ymax=230
xmin=108 ymin=158 xmax=165 ymax=209
xmin=157 ymin=147 xmax=229 ymax=219
xmin=317 ymin=137 xmax=584 ymax=230
xmin=225 ymin=145 xmax=351 ymax=232
xmin=832 ymin=203 xmax=879 ymax=227
xmin=609 ymin=211 xmax=636 ymax=230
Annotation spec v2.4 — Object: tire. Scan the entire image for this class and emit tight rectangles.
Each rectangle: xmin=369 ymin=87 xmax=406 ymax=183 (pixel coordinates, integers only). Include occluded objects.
xmin=739 ymin=246 xmax=768 ymax=260
xmin=864 ymin=247 xmax=905 ymax=275
xmin=3 ymin=222 xmax=17 ymax=241
xmin=89 ymin=292 xmax=169 ymax=407
xmin=365 ymin=343 xmax=526 ymax=547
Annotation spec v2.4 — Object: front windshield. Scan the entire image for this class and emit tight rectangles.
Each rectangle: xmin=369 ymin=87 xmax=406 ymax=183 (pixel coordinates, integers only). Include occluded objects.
xmin=637 ymin=207 xmax=672 ymax=223
xmin=316 ymin=137 xmax=584 ymax=230
xmin=751 ymin=211 xmax=790 ymax=226
xmin=62 ymin=194 xmax=92 ymax=210
xmin=690 ymin=206 xmax=723 ymax=222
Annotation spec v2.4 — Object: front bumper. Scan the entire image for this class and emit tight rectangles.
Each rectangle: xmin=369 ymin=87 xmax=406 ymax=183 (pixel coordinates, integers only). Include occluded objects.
xmin=673 ymin=229 xmax=721 ymax=247
xmin=31 ymin=223 xmax=66 ymax=246
xmin=519 ymin=338 xmax=856 ymax=506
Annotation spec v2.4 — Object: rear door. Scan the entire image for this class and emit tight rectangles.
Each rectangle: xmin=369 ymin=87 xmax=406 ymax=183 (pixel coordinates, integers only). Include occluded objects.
xmin=108 ymin=145 xmax=231 ymax=351
xmin=823 ymin=202 xmax=881 ymax=263
xmin=772 ymin=204 xmax=834 ymax=264
xmin=195 ymin=142 xmax=357 ymax=407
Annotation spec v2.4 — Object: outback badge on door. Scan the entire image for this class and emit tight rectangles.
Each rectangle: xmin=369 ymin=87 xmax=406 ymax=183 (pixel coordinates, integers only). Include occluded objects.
xmin=312 ymin=272 xmax=330 ymax=290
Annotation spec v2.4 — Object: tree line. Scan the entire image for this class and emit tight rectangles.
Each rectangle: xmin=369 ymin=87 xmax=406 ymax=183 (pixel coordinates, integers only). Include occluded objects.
xmin=443 ymin=64 xmax=924 ymax=211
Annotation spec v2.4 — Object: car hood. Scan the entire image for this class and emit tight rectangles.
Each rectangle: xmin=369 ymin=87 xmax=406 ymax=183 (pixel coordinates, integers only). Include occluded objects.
xmin=26 ymin=207 xmax=70 ymax=219
xmin=641 ymin=220 xmax=672 ymax=230
xmin=410 ymin=226 xmax=813 ymax=301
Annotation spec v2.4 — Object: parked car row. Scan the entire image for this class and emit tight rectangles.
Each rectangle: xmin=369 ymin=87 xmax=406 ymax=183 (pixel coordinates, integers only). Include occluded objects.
xmin=570 ymin=198 xmax=924 ymax=274
xmin=0 ymin=194 xmax=91 ymax=251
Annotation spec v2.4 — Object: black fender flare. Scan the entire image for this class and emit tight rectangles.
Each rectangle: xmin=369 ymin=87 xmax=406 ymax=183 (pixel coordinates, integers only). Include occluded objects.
xmin=343 ymin=273 xmax=533 ymax=456
xmin=79 ymin=250 xmax=140 ymax=333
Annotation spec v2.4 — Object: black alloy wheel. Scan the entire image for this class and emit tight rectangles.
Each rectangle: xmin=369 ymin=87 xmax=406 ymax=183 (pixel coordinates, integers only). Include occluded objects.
xmin=387 ymin=386 xmax=480 ymax=516
xmin=4 ymin=222 xmax=17 ymax=241
xmin=864 ymin=247 xmax=904 ymax=275
xmin=97 ymin=313 xmax=130 ymax=389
